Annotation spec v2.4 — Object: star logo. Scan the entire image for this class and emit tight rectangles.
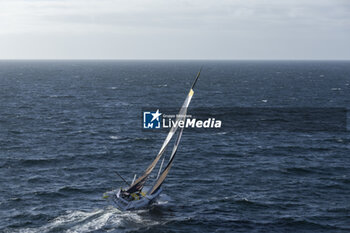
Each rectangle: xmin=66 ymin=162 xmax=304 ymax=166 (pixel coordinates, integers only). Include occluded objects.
xmin=150 ymin=109 xmax=162 ymax=122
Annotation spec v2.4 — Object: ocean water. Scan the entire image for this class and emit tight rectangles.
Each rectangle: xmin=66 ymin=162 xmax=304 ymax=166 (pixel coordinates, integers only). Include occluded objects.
xmin=0 ymin=60 xmax=349 ymax=232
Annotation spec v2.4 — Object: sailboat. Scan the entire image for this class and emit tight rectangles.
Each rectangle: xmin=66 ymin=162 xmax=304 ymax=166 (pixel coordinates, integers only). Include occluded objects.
xmin=104 ymin=69 xmax=201 ymax=211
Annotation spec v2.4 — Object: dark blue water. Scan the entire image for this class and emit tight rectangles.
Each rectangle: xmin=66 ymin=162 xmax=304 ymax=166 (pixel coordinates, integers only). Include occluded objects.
xmin=0 ymin=61 xmax=349 ymax=232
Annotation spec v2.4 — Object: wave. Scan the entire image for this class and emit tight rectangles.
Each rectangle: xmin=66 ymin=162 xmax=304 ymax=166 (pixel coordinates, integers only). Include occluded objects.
xmin=109 ymin=135 xmax=121 ymax=140
xmin=19 ymin=158 xmax=61 ymax=167
xmin=107 ymin=135 xmax=155 ymax=143
xmin=12 ymin=207 xmax=162 ymax=233
xmin=47 ymin=95 xmax=76 ymax=99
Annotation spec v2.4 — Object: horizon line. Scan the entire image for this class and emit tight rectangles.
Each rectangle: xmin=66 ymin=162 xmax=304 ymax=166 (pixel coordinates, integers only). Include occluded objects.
xmin=0 ymin=58 xmax=350 ymax=61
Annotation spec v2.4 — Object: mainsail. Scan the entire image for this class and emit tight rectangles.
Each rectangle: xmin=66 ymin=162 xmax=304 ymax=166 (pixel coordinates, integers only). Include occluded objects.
xmin=126 ymin=69 xmax=201 ymax=194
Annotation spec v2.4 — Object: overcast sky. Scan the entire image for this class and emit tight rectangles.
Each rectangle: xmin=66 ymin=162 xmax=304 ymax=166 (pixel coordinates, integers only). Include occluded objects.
xmin=0 ymin=0 xmax=349 ymax=59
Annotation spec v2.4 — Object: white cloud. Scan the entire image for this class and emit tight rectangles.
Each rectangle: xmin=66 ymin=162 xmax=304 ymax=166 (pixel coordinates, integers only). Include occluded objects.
xmin=0 ymin=0 xmax=349 ymax=59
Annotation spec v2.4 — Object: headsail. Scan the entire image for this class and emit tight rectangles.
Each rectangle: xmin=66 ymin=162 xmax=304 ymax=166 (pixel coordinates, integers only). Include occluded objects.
xmin=126 ymin=69 xmax=201 ymax=194
xmin=148 ymin=125 xmax=184 ymax=195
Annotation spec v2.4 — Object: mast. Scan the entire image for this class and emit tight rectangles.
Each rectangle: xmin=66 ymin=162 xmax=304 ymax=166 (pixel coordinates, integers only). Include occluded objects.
xmin=126 ymin=69 xmax=201 ymax=194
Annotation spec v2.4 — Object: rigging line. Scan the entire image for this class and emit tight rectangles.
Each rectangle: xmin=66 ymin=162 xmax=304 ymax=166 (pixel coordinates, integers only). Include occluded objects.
xmin=115 ymin=171 xmax=130 ymax=186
